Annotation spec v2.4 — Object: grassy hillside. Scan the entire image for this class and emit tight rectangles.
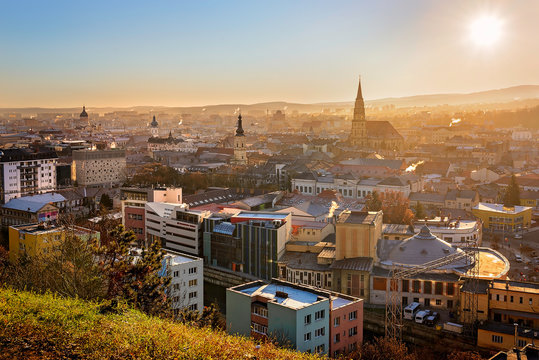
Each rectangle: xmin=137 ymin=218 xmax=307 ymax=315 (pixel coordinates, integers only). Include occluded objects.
xmin=0 ymin=288 xmax=320 ymax=360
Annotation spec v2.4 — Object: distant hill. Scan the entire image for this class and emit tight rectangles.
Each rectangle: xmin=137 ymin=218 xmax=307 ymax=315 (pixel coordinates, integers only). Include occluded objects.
xmin=1 ymin=85 xmax=539 ymax=115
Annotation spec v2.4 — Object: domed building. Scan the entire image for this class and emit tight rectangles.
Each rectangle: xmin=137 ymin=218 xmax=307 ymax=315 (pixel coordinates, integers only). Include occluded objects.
xmin=370 ymin=225 xmax=509 ymax=311
xmin=80 ymin=106 xmax=89 ymax=125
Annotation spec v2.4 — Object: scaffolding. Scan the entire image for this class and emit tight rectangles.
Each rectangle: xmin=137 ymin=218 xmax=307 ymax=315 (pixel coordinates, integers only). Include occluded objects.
xmin=385 ymin=247 xmax=479 ymax=339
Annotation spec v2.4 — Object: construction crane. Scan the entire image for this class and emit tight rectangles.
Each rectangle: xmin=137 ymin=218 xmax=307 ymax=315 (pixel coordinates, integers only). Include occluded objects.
xmin=385 ymin=244 xmax=480 ymax=340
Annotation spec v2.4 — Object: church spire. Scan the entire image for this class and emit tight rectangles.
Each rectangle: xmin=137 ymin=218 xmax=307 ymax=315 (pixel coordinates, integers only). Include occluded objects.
xmin=235 ymin=114 xmax=244 ymax=136
xmin=353 ymin=75 xmax=365 ymax=122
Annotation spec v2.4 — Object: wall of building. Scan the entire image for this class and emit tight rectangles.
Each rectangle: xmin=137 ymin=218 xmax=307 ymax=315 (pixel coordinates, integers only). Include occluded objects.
xmin=226 ymin=288 xmax=257 ymax=336
xmin=330 ymin=299 xmax=363 ymax=357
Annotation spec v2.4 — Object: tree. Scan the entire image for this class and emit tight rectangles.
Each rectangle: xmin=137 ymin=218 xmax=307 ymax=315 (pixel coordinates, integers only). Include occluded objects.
xmin=99 ymin=193 xmax=113 ymax=210
xmin=379 ymin=191 xmax=414 ymax=225
xmin=447 ymin=351 xmax=484 ymax=360
xmin=365 ymin=191 xmax=382 ymax=211
xmin=503 ymin=174 xmax=521 ymax=207
xmin=350 ymin=337 xmax=418 ymax=360
xmin=414 ymin=202 xmax=426 ymax=220
xmin=94 ymin=225 xmax=171 ymax=317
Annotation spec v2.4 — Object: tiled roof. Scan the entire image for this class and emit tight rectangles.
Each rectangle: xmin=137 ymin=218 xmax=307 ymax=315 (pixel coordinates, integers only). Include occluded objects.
xmin=330 ymin=257 xmax=373 ymax=271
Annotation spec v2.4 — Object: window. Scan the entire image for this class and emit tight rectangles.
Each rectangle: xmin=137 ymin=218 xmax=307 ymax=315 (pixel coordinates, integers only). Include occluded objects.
xmin=530 ymin=298 xmax=533 ymax=305
xmin=402 ymin=279 xmax=409 ymax=293
xmin=314 ymin=327 xmax=325 ymax=337
xmin=253 ymin=307 xmax=268 ymax=318
xmin=304 ymin=332 xmax=311 ymax=342
xmin=492 ymin=335 xmax=503 ymax=344
xmin=334 ymin=333 xmax=340 ymax=343
xmin=423 ymin=281 xmax=432 ymax=294
xmin=252 ymin=322 xmax=268 ymax=335
xmin=315 ymin=344 xmax=325 ymax=353
xmin=412 ymin=280 xmax=421 ymax=293
xmin=315 ymin=310 xmax=325 ymax=320
xmin=189 ymin=279 xmax=197 ymax=287
xmin=349 ymin=311 xmax=357 ymax=320
xmin=436 ymin=299 xmax=442 ymax=306
xmin=518 ymin=339 xmax=528 ymax=348
xmin=188 ymin=291 xmax=197 ymax=299
xmin=373 ymin=277 xmax=387 ymax=291
xmin=446 ymin=283 xmax=455 ymax=296
xmin=520 ymin=297 xmax=523 ymax=304
xmin=188 ymin=304 xmax=198 ymax=311
xmin=348 ymin=326 xmax=358 ymax=336
xmin=510 ymin=296 xmax=514 ymax=303
xmin=447 ymin=300 xmax=454 ymax=308
xmin=305 ymin=314 xmax=311 ymax=325
xmin=496 ymin=294 xmax=500 ymax=301
xmin=334 ymin=317 xmax=340 ymax=327
xmin=189 ymin=267 xmax=197 ymax=274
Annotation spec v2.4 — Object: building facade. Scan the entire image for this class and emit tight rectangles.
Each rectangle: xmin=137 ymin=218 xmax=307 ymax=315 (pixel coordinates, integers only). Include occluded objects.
xmin=0 ymin=147 xmax=58 ymax=204
xmin=164 ymin=251 xmax=204 ymax=313
xmin=71 ymin=149 xmax=126 ymax=186
xmin=9 ymin=223 xmax=99 ymax=262
xmin=226 ymin=279 xmax=363 ymax=357
xmin=232 ymin=114 xmax=247 ymax=165
xmin=145 ymin=202 xmax=209 ymax=256
xmin=472 ymin=202 xmax=532 ymax=234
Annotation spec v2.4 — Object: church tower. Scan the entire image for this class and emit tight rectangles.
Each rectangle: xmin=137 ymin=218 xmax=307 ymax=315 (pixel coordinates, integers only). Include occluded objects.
xmin=233 ymin=114 xmax=247 ymax=165
xmin=349 ymin=76 xmax=367 ymax=148
xmin=150 ymin=115 xmax=159 ymax=137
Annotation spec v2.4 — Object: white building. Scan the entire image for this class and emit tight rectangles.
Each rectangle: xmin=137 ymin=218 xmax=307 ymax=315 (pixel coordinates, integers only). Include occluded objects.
xmin=71 ymin=149 xmax=126 ymax=186
xmin=291 ymin=172 xmax=422 ymax=199
xmin=511 ymin=130 xmax=532 ymax=141
xmin=164 ymin=251 xmax=204 ymax=313
xmin=0 ymin=148 xmax=58 ymax=204
xmin=414 ymin=217 xmax=482 ymax=247
xmin=145 ymin=202 xmax=210 ymax=256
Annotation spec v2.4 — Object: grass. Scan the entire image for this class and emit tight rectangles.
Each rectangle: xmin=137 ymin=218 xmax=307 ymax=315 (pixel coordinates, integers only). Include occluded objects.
xmin=0 ymin=288 xmax=321 ymax=360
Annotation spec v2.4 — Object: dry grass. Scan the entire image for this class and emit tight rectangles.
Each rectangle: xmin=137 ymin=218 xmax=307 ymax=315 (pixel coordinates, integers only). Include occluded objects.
xmin=0 ymin=288 xmax=322 ymax=360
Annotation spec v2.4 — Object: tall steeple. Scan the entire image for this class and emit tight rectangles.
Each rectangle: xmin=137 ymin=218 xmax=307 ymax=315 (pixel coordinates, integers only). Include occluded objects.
xmin=349 ymin=75 xmax=367 ymax=148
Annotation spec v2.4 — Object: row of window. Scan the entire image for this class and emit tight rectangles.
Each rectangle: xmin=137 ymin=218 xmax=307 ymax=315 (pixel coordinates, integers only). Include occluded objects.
xmin=491 ymin=293 xmax=534 ymax=305
xmin=304 ymin=327 xmax=326 ymax=341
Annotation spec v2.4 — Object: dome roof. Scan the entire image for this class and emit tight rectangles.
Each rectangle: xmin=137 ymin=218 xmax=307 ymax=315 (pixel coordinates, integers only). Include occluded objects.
xmin=385 ymin=225 xmax=469 ymax=270
xmin=80 ymin=106 xmax=88 ymax=118
xmin=150 ymin=115 xmax=158 ymax=127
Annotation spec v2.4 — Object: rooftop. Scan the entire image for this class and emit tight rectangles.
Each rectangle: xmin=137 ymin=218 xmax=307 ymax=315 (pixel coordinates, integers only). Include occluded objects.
xmin=3 ymin=193 xmax=65 ymax=212
xmin=236 ymin=282 xmax=327 ymax=310
xmin=337 ymin=210 xmax=381 ymax=225
xmin=474 ymin=202 xmax=532 ymax=214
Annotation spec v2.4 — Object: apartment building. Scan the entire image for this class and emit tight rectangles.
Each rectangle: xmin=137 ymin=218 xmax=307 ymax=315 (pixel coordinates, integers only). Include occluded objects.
xmin=9 ymin=222 xmax=100 ymax=262
xmin=164 ymin=251 xmax=204 ymax=313
xmin=226 ymin=279 xmax=363 ymax=357
xmin=472 ymin=203 xmax=532 ymax=233
xmin=71 ymin=149 xmax=126 ymax=186
xmin=0 ymin=147 xmax=58 ymax=204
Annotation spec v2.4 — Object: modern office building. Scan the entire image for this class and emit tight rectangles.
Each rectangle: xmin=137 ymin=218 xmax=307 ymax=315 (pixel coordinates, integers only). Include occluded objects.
xmin=0 ymin=147 xmax=58 ymax=204
xmin=121 ymin=187 xmax=182 ymax=243
xmin=71 ymin=149 xmax=126 ymax=186
xmin=145 ymin=202 xmax=210 ymax=256
xmin=226 ymin=279 xmax=363 ymax=356
xmin=203 ymin=211 xmax=291 ymax=280
xmin=472 ymin=202 xmax=532 ymax=233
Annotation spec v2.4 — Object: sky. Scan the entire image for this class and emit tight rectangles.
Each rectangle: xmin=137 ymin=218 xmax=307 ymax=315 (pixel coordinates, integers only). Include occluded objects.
xmin=0 ymin=0 xmax=538 ymax=107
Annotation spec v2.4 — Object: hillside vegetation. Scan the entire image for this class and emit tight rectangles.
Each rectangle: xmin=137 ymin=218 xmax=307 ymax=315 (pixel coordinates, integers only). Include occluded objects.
xmin=0 ymin=288 xmax=319 ymax=360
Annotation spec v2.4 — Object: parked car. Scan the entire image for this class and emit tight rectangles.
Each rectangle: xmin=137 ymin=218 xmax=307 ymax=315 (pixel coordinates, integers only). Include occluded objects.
xmin=425 ymin=312 xmax=440 ymax=326
xmin=514 ymin=234 xmax=523 ymax=239
xmin=516 ymin=254 xmax=523 ymax=262
xmin=415 ymin=310 xmax=432 ymax=324
xmin=404 ymin=302 xmax=421 ymax=320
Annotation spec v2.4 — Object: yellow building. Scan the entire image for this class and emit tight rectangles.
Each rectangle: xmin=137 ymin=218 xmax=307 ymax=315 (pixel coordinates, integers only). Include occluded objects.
xmin=477 ymin=323 xmax=536 ymax=351
xmin=9 ymin=223 xmax=100 ymax=262
xmin=335 ymin=210 xmax=382 ymax=261
xmin=472 ymin=202 xmax=532 ymax=233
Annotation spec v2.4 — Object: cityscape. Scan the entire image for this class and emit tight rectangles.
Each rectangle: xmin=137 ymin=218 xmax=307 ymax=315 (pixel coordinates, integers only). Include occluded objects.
xmin=1 ymin=1 xmax=538 ymax=359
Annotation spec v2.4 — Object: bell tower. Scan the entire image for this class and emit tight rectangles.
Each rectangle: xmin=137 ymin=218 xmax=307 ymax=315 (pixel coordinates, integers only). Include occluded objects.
xmin=349 ymin=76 xmax=367 ymax=148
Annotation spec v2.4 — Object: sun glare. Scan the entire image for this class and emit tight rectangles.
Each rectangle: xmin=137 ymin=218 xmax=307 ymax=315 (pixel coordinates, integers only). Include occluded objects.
xmin=470 ymin=16 xmax=503 ymax=47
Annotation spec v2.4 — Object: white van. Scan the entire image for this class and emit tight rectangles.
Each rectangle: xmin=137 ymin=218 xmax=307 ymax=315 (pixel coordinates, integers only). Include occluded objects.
xmin=403 ymin=302 xmax=421 ymax=320
xmin=414 ymin=310 xmax=431 ymax=324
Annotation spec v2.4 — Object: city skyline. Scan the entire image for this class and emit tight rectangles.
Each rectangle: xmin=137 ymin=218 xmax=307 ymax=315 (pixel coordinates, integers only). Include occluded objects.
xmin=1 ymin=0 xmax=538 ymax=107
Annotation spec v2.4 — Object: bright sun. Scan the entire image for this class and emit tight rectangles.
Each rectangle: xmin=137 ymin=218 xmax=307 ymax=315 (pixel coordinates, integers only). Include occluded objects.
xmin=470 ymin=16 xmax=503 ymax=47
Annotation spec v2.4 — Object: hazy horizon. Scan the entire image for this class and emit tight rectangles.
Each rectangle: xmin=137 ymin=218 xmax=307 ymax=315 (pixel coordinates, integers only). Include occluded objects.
xmin=1 ymin=0 xmax=538 ymax=107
